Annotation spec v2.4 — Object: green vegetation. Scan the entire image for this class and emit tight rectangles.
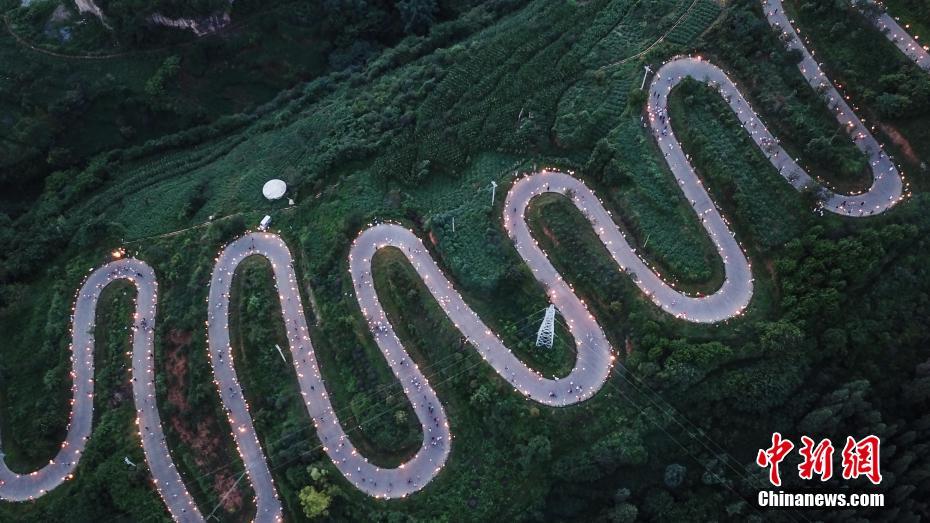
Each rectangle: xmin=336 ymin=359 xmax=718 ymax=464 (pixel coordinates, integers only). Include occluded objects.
xmin=702 ymin=0 xmax=875 ymax=192
xmin=0 ymin=0 xmax=329 ymax=216
xmin=141 ymin=220 xmax=258 ymax=519
xmin=2 ymin=0 xmax=930 ymax=521
xmin=785 ymin=0 xmax=930 ymax=177
xmin=669 ymin=78 xmax=806 ymax=251
xmin=884 ymin=0 xmax=930 ymax=40
xmin=0 ymin=282 xmax=171 ymax=521
xmin=587 ymin=119 xmax=724 ymax=288
xmin=298 ymin=484 xmax=331 ymax=519
xmin=0 ymin=0 xmax=496 ymax=215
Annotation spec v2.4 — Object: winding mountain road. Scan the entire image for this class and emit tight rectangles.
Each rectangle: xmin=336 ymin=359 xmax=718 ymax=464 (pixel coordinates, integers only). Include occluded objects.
xmin=205 ymin=163 xmax=755 ymax=518
xmin=0 ymin=0 xmax=919 ymax=520
xmin=0 ymin=261 xmax=201 ymax=522
xmin=861 ymin=6 xmax=930 ymax=71
xmin=645 ymin=0 xmax=905 ymax=219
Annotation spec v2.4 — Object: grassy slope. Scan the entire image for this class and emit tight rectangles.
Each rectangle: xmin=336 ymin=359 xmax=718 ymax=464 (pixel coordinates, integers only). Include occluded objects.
xmin=1 ymin=0 xmax=726 ymax=518
xmin=0 ymin=0 xmax=328 ymax=214
xmin=0 ymin=283 xmax=172 ymax=522
xmin=5 ymin=0 xmax=930 ymax=520
xmin=784 ymin=0 xmax=930 ymax=186
xmin=227 ymin=256 xmax=321 ymax=517
xmin=0 ymin=0 xmax=774 ymax=519
xmin=883 ymin=0 xmax=930 ymax=50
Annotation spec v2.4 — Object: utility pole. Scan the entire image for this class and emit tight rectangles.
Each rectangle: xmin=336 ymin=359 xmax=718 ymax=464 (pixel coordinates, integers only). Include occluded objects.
xmin=641 ymin=64 xmax=653 ymax=90
xmin=274 ymin=344 xmax=287 ymax=364
xmin=452 ymin=216 xmax=455 ymax=233
xmin=490 ymin=181 xmax=498 ymax=207
xmin=535 ymin=305 xmax=557 ymax=349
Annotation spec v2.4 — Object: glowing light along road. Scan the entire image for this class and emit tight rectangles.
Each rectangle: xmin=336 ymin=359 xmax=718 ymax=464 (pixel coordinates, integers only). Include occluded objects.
xmin=865 ymin=7 xmax=930 ymax=71
xmin=646 ymin=0 xmax=906 ymax=219
xmin=0 ymin=261 xmax=201 ymax=522
xmin=207 ymin=195 xmax=646 ymax=510
xmin=209 ymin=164 xmax=753 ymax=520
xmin=0 ymin=0 xmax=916 ymax=520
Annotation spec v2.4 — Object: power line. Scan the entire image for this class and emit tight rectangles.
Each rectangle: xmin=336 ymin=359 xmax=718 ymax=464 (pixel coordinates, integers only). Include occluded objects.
xmin=604 ymin=368 xmax=811 ymax=523
xmin=192 ymin=305 xmax=553 ymax=484
xmin=604 ymin=373 xmax=809 ymax=523
xmin=204 ymin=470 xmax=247 ymax=521
xmin=189 ymin=340 xmax=481 ymax=483
xmin=205 ymin=356 xmax=488 ymax=515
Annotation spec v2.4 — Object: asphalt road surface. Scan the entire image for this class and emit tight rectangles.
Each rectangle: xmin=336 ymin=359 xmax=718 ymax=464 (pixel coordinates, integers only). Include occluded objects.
xmin=207 ymin=171 xmax=753 ymax=518
xmin=648 ymin=1 xmax=905 ymax=218
xmin=505 ymin=172 xmax=753 ymax=322
xmin=864 ymin=8 xmax=930 ymax=71
xmin=759 ymin=0 xmax=905 ymax=214
xmin=0 ymin=261 xmax=201 ymax=522
xmin=0 ymin=0 xmax=917 ymax=520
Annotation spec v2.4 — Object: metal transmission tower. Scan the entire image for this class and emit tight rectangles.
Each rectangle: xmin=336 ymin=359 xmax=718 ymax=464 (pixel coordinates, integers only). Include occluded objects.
xmin=535 ymin=304 xmax=557 ymax=349
xmin=640 ymin=64 xmax=653 ymax=89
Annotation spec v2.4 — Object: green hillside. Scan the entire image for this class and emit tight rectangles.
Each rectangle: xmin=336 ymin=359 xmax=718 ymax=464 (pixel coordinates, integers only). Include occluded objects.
xmin=2 ymin=0 xmax=930 ymax=521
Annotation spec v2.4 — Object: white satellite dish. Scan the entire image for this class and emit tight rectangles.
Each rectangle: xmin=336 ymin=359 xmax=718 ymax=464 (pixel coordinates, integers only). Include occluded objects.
xmin=262 ymin=179 xmax=286 ymax=200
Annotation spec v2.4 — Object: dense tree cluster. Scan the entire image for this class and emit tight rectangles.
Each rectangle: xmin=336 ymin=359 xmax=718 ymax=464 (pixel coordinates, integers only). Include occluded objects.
xmin=704 ymin=1 xmax=872 ymax=186
xmin=0 ymin=0 xmax=503 ymax=218
xmin=2 ymin=0 xmax=930 ymax=520
xmin=798 ymin=0 xmax=930 ymax=120
xmin=527 ymin=194 xmax=930 ymax=522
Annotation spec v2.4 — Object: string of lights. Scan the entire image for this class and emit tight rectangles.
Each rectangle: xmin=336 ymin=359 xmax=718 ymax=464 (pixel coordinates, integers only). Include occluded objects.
xmin=0 ymin=1 xmax=923 ymax=521
xmin=189 ymin=339 xmax=481 ymax=484
xmin=861 ymin=1 xmax=930 ymax=70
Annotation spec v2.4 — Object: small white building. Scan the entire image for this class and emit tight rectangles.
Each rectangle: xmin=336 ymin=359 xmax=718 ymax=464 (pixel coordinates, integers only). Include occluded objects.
xmin=262 ymin=179 xmax=287 ymax=201
xmin=259 ymin=215 xmax=272 ymax=231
